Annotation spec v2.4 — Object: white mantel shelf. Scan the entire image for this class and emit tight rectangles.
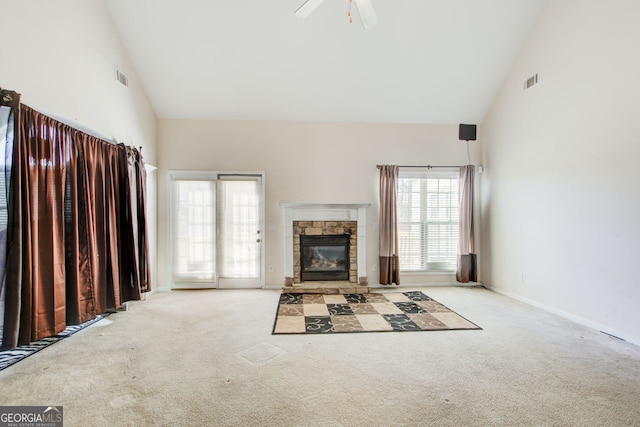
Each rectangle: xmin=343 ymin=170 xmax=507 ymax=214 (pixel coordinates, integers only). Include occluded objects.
xmin=281 ymin=202 xmax=371 ymax=284
xmin=280 ymin=202 xmax=371 ymax=209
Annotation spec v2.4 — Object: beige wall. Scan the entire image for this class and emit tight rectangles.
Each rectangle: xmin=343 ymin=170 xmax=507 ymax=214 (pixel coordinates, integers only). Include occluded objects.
xmin=1 ymin=0 xmax=159 ymax=288
xmin=1 ymin=0 xmax=157 ymax=165
xmin=157 ymin=120 xmax=481 ymax=290
xmin=481 ymin=0 xmax=640 ymax=344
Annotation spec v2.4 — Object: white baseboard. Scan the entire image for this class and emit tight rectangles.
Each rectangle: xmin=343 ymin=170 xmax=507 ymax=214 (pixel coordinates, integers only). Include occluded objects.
xmin=486 ymin=285 xmax=640 ymax=348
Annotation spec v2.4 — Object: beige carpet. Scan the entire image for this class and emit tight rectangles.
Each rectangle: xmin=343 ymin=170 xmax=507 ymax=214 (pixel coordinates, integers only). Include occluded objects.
xmin=1 ymin=286 xmax=639 ymax=426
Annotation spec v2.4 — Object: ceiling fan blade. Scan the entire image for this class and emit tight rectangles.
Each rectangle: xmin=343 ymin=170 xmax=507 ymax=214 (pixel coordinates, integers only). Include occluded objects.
xmin=353 ymin=0 xmax=378 ymax=29
xmin=294 ymin=0 xmax=326 ymax=19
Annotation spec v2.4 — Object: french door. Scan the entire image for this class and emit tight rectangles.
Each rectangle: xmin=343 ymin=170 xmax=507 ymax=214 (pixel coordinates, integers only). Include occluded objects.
xmin=170 ymin=172 xmax=263 ymax=289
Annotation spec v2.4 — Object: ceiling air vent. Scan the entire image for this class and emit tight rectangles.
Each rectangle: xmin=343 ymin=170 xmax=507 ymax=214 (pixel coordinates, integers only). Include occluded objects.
xmin=115 ymin=67 xmax=129 ymax=87
xmin=524 ymin=73 xmax=539 ymax=90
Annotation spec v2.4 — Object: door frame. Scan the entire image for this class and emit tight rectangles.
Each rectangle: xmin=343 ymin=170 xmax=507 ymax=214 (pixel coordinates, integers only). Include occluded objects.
xmin=168 ymin=170 xmax=265 ymax=290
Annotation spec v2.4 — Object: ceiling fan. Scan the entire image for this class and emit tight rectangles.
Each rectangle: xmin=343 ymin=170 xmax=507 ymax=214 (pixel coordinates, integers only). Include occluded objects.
xmin=295 ymin=0 xmax=378 ymax=30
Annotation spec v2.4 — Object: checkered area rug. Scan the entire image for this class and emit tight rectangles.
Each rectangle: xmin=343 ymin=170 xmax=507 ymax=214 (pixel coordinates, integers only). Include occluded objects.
xmin=272 ymin=291 xmax=481 ymax=334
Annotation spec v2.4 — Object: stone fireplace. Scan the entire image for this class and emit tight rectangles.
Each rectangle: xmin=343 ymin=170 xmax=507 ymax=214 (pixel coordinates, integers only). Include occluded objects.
xmin=281 ymin=203 xmax=369 ymax=287
xmin=295 ymin=223 xmax=356 ymax=283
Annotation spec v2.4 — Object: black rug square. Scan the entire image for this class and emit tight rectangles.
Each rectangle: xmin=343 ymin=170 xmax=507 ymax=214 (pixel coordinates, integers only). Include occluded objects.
xmin=382 ymin=314 xmax=422 ymax=331
xmin=343 ymin=294 xmax=368 ymax=304
xmin=280 ymin=293 xmax=304 ymax=304
xmin=327 ymin=303 xmax=355 ymax=315
xmin=403 ymin=291 xmax=432 ymax=302
xmin=394 ymin=302 xmax=427 ymax=314
xmin=305 ymin=316 xmax=334 ymax=333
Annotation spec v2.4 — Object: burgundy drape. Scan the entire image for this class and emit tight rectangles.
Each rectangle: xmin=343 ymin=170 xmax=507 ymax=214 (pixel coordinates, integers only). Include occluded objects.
xmin=2 ymin=102 xmax=150 ymax=349
xmin=378 ymin=165 xmax=400 ymax=285
xmin=3 ymin=105 xmax=68 ymax=347
xmin=129 ymin=148 xmax=150 ymax=293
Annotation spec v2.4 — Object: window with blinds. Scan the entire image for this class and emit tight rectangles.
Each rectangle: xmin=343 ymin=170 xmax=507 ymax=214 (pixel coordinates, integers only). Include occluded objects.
xmin=397 ymin=169 xmax=459 ymax=272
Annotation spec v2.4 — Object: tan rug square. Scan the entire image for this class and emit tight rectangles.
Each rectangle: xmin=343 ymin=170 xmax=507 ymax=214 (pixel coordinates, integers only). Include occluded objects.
xmin=273 ymin=316 xmax=306 ymax=333
xmin=382 ymin=293 xmax=412 ymax=303
xmin=431 ymin=312 xmax=478 ymax=329
xmin=355 ymin=314 xmax=394 ymax=331
xmin=408 ymin=313 xmax=448 ymax=330
xmin=362 ymin=294 xmax=390 ymax=303
xmin=322 ymin=294 xmax=348 ymax=304
xmin=370 ymin=302 xmax=404 ymax=314
xmin=278 ymin=304 xmax=304 ymax=316
xmin=330 ymin=315 xmax=364 ymax=333
xmin=349 ymin=303 xmax=378 ymax=315
xmin=303 ymin=294 xmax=325 ymax=304
xmin=303 ymin=303 xmax=330 ymax=317
xmin=417 ymin=300 xmax=451 ymax=313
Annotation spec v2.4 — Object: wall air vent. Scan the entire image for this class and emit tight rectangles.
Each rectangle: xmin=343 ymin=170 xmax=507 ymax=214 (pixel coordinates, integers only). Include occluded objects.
xmin=524 ymin=73 xmax=539 ymax=90
xmin=115 ymin=67 xmax=129 ymax=87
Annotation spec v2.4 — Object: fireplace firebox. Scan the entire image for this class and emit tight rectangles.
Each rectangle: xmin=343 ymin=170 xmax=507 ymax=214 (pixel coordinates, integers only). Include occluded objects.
xmin=300 ymin=234 xmax=350 ymax=281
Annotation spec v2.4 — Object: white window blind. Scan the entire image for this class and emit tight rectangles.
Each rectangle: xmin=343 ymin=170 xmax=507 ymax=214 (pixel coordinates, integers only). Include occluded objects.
xmin=217 ymin=177 xmax=261 ymax=279
xmin=397 ymin=169 xmax=459 ymax=271
xmin=172 ymin=180 xmax=216 ymax=282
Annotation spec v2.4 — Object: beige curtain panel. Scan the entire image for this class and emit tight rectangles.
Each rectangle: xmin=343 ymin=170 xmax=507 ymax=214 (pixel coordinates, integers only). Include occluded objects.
xmin=456 ymin=165 xmax=477 ymax=283
xmin=378 ymin=165 xmax=400 ymax=285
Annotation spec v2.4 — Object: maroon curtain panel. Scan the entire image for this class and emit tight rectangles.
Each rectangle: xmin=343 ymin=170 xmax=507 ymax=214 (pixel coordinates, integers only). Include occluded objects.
xmin=2 ymin=101 xmax=151 ymax=350
xmin=3 ymin=106 xmax=68 ymax=347
xmin=130 ymin=148 xmax=150 ymax=293
xmin=378 ymin=165 xmax=400 ymax=285
xmin=456 ymin=165 xmax=477 ymax=283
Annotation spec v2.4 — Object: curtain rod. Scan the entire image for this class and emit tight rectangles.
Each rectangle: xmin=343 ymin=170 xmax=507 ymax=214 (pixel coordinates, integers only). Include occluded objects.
xmin=2 ymin=87 xmax=143 ymax=153
xmin=376 ymin=165 xmax=466 ymax=169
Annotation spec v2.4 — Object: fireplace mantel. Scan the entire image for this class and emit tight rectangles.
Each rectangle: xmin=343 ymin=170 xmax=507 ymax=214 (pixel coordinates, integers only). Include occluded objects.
xmin=281 ymin=203 xmax=370 ymax=284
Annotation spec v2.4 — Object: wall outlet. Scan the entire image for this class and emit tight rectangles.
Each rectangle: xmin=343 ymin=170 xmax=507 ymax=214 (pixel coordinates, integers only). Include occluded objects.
xmin=268 ymin=265 xmax=274 ymax=273
xmin=372 ymin=264 xmax=378 ymax=272
xmin=518 ymin=273 xmax=524 ymax=283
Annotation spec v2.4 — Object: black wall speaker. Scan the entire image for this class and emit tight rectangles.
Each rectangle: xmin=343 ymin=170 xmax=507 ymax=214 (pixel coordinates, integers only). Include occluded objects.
xmin=459 ymin=124 xmax=477 ymax=141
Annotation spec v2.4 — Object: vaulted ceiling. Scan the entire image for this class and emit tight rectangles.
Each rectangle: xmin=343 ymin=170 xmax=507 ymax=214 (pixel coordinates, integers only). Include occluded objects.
xmin=105 ymin=0 xmax=547 ymax=124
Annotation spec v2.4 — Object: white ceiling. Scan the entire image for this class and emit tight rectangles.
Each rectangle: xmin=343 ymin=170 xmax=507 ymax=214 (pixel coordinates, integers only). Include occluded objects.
xmin=105 ymin=0 xmax=547 ymax=124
